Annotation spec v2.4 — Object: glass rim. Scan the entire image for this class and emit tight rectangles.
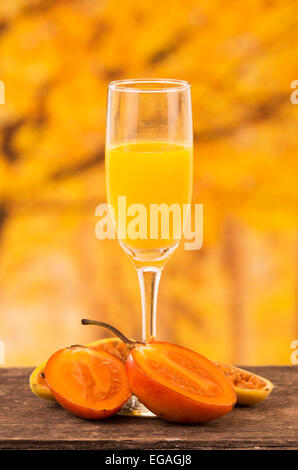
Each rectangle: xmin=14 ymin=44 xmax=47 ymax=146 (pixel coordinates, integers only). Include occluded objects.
xmin=108 ymin=78 xmax=191 ymax=93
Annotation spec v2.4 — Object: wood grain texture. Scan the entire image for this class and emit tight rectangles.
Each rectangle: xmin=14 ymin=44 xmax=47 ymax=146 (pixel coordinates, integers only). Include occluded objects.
xmin=0 ymin=366 xmax=297 ymax=450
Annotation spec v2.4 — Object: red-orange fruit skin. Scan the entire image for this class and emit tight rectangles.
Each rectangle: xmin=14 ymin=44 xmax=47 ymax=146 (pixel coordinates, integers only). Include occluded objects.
xmin=48 ymin=387 xmax=128 ymax=420
xmin=126 ymin=347 xmax=236 ymax=423
xmin=45 ymin=349 xmax=131 ymax=420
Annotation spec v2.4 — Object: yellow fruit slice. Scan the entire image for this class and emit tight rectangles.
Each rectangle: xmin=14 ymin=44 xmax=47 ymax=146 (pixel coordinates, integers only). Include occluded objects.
xmin=30 ymin=361 xmax=56 ymax=401
xmin=216 ymin=363 xmax=273 ymax=405
xmin=29 ymin=337 xmax=131 ymax=401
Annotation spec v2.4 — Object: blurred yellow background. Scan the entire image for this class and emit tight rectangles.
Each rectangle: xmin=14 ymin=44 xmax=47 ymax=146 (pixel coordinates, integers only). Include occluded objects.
xmin=0 ymin=0 xmax=297 ymax=366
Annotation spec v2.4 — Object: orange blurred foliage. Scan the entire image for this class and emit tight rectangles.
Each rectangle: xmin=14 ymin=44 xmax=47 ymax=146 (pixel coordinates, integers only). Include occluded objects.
xmin=0 ymin=0 xmax=297 ymax=366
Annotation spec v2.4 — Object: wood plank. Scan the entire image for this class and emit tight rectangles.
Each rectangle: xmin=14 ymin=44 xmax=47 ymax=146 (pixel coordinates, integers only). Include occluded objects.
xmin=0 ymin=366 xmax=297 ymax=450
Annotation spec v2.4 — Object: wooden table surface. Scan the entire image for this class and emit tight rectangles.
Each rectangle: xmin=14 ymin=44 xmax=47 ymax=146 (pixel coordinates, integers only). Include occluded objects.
xmin=0 ymin=366 xmax=297 ymax=450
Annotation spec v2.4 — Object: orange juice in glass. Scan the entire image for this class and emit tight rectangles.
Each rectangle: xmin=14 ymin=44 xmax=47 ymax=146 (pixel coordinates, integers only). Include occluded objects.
xmin=105 ymin=79 xmax=193 ymax=416
xmin=106 ymin=141 xmax=193 ymax=255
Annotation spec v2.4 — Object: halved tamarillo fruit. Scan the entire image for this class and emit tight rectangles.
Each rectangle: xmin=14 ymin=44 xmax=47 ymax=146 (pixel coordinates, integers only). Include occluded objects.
xmin=45 ymin=346 xmax=131 ymax=419
xmin=30 ymin=337 xmax=132 ymax=401
xmin=82 ymin=319 xmax=236 ymax=423
xmin=126 ymin=342 xmax=236 ymax=423
xmin=30 ymin=336 xmax=273 ymax=407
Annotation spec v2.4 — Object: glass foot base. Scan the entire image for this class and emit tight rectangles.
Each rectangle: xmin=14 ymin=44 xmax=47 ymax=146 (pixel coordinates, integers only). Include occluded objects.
xmin=118 ymin=395 xmax=156 ymax=417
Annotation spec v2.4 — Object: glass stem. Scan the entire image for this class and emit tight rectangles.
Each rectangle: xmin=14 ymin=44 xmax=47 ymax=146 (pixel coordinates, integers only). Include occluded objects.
xmin=137 ymin=267 xmax=162 ymax=342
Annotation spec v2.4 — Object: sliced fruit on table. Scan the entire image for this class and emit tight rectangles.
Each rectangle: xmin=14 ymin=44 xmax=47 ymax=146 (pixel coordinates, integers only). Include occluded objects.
xmin=45 ymin=345 xmax=131 ymax=419
xmin=82 ymin=320 xmax=237 ymax=423
xmin=30 ymin=319 xmax=273 ymax=411
xmin=29 ymin=362 xmax=56 ymax=401
xmin=88 ymin=337 xmax=132 ymax=361
xmin=29 ymin=337 xmax=131 ymax=401
xmin=215 ymin=363 xmax=273 ymax=405
xmin=126 ymin=341 xmax=236 ymax=423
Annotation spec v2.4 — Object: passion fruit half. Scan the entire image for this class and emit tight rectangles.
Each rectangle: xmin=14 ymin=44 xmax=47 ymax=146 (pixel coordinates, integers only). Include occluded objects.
xmin=216 ymin=363 xmax=273 ymax=405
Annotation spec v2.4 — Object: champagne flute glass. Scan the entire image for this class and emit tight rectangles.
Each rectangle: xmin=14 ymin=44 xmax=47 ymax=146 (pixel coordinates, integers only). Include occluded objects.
xmin=105 ymin=79 xmax=193 ymax=416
